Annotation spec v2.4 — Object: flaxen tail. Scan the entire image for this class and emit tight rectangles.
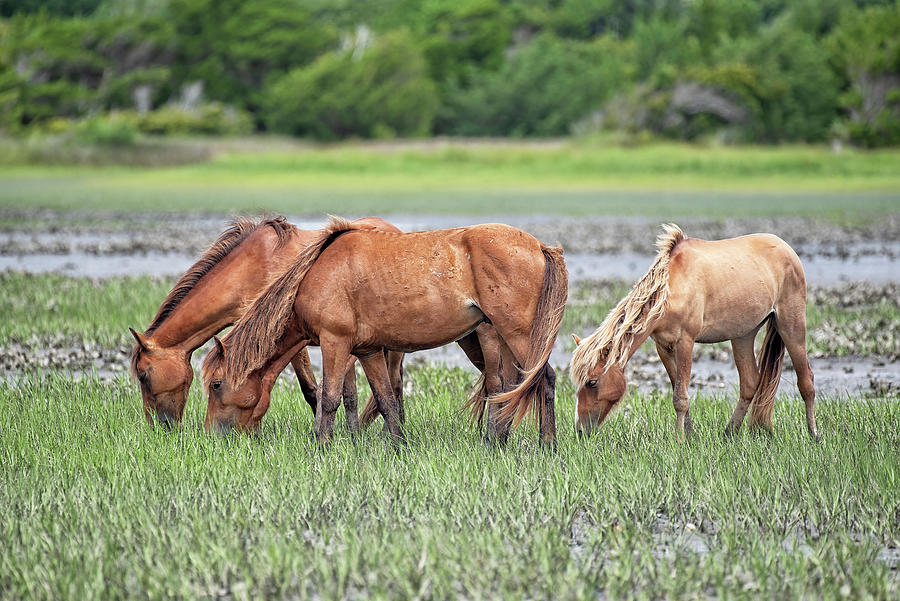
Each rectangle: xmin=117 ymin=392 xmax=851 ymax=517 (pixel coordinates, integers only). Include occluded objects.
xmin=224 ymin=215 xmax=360 ymax=386
xmin=748 ymin=313 xmax=785 ymax=431
xmin=489 ymin=245 xmax=568 ymax=427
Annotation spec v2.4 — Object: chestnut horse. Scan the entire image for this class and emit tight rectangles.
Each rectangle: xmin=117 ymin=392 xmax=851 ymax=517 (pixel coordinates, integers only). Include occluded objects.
xmin=202 ymin=217 xmax=567 ymax=445
xmin=571 ymin=224 xmax=818 ymax=440
xmin=128 ymin=215 xmax=404 ymax=429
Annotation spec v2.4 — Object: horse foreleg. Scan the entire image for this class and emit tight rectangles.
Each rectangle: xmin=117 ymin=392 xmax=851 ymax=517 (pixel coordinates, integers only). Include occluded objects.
xmin=358 ymin=352 xmax=405 ymax=445
xmin=290 ymin=349 xmax=319 ymax=416
xmin=672 ymin=338 xmax=695 ymax=439
xmin=316 ymin=335 xmax=351 ymax=446
xmin=725 ymin=334 xmax=759 ymax=437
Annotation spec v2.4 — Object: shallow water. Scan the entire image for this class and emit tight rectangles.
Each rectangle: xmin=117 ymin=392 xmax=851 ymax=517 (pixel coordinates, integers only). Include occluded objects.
xmin=3 ymin=247 xmax=898 ymax=286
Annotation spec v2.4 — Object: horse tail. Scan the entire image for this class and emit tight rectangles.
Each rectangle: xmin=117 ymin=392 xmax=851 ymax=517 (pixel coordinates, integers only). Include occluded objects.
xmin=225 ymin=215 xmax=360 ymax=385
xmin=464 ymin=373 xmax=489 ymax=423
xmin=359 ymin=396 xmax=380 ymax=428
xmin=748 ymin=313 xmax=785 ymax=431
xmin=490 ymin=245 xmax=568 ymax=427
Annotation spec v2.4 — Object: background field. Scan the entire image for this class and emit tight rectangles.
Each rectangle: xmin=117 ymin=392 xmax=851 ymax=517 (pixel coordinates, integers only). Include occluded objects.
xmin=2 ymin=142 xmax=900 ymax=220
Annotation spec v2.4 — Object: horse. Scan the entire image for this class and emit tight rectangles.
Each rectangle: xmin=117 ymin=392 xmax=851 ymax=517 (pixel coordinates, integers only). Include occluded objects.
xmin=201 ymin=217 xmax=567 ymax=446
xmin=570 ymin=224 xmax=819 ymax=440
xmin=128 ymin=215 xmax=405 ymax=430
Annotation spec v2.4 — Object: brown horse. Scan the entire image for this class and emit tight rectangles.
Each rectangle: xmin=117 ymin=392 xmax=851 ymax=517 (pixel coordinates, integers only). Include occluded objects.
xmin=202 ymin=217 xmax=567 ymax=446
xmin=571 ymin=224 xmax=818 ymax=440
xmin=129 ymin=215 xmax=404 ymax=429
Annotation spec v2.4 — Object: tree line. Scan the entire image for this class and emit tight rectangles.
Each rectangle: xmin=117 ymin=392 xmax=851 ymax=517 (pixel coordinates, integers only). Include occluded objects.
xmin=1 ymin=0 xmax=898 ymax=146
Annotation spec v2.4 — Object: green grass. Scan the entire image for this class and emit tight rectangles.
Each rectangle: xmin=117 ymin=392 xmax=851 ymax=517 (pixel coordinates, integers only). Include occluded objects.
xmin=2 ymin=141 xmax=899 ymax=220
xmin=1 ymin=367 xmax=897 ymax=600
xmin=0 ymin=273 xmax=172 ymax=347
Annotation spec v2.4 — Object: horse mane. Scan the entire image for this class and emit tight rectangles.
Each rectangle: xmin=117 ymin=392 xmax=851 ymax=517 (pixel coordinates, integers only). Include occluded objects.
xmin=200 ymin=336 xmax=224 ymax=384
xmin=570 ymin=224 xmax=685 ymax=387
xmin=223 ymin=215 xmax=359 ymax=386
xmin=131 ymin=215 xmax=293 ymax=377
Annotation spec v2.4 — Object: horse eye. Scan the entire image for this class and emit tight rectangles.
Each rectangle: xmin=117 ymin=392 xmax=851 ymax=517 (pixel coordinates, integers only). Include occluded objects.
xmin=587 ymin=379 xmax=598 ymax=389
xmin=211 ymin=380 xmax=222 ymax=391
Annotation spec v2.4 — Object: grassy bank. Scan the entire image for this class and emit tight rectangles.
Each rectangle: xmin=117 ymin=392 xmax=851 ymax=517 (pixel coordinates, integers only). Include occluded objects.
xmin=1 ymin=368 xmax=897 ymax=600
xmin=2 ymin=141 xmax=899 ymax=220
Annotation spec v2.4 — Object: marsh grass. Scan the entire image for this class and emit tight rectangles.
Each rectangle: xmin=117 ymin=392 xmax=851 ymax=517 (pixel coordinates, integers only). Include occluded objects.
xmin=1 ymin=367 xmax=897 ymax=600
xmin=0 ymin=273 xmax=172 ymax=346
xmin=2 ymin=142 xmax=899 ymax=220
xmin=2 ymin=275 xmax=897 ymax=360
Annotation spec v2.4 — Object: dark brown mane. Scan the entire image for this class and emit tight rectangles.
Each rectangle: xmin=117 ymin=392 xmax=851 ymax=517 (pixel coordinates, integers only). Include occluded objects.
xmin=130 ymin=215 xmax=293 ymax=378
xmin=222 ymin=216 xmax=359 ymax=386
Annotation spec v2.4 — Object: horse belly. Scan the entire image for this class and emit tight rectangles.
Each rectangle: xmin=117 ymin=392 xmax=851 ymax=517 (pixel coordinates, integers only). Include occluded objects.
xmin=354 ymin=299 xmax=484 ymax=353
xmin=694 ymin=292 xmax=775 ymax=343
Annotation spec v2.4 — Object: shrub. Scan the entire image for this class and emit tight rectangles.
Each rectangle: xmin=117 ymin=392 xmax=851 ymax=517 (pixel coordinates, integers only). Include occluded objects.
xmin=131 ymin=103 xmax=253 ymax=136
xmin=72 ymin=114 xmax=139 ymax=146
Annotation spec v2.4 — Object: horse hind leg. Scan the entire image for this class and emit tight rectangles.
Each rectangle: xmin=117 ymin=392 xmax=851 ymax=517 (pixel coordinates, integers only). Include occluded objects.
xmin=341 ymin=361 xmax=360 ymax=434
xmin=725 ymin=334 xmax=760 ymax=437
xmin=474 ymin=324 xmax=506 ymax=445
xmin=358 ymin=352 xmax=405 ymax=446
xmin=386 ymin=350 xmax=405 ymax=424
xmin=775 ymin=301 xmax=819 ymax=441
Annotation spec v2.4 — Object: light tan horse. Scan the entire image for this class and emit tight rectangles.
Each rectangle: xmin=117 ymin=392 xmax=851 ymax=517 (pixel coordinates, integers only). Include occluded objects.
xmin=571 ymin=224 xmax=818 ymax=440
xmin=202 ymin=217 xmax=567 ymax=446
xmin=129 ymin=216 xmax=404 ymax=429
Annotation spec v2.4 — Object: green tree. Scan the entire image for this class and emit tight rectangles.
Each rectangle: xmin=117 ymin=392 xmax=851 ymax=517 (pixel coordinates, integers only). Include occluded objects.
xmin=263 ymin=31 xmax=438 ymax=139
xmin=827 ymin=3 xmax=900 ymax=146
xmin=441 ymin=34 xmax=634 ymax=136
xmin=168 ymin=0 xmax=338 ymax=116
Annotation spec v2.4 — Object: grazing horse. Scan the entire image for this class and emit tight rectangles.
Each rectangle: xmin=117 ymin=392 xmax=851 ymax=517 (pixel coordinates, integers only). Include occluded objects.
xmin=202 ymin=217 xmax=567 ymax=446
xmin=128 ymin=215 xmax=404 ymax=429
xmin=570 ymin=224 xmax=818 ymax=440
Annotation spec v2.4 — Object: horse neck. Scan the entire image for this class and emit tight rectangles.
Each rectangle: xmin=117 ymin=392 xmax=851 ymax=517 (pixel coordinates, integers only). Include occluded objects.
xmin=260 ymin=325 xmax=308 ymax=391
xmin=149 ymin=228 xmax=312 ymax=353
xmin=613 ymin=311 xmax=664 ymax=368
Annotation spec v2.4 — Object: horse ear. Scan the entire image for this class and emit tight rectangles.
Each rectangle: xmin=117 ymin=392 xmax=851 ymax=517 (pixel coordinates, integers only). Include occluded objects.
xmin=213 ymin=336 xmax=225 ymax=356
xmin=572 ymin=334 xmax=582 ymax=346
xmin=130 ymin=327 xmax=151 ymax=351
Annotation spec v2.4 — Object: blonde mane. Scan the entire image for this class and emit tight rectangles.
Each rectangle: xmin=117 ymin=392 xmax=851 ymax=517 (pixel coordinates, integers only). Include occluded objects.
xmin=570 ymin=224 xmax=685 ymax=387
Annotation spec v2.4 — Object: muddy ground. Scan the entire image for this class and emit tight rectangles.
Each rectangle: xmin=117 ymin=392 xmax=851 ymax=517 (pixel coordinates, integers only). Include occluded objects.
xmin=2 ymin=210 xmax=898 ymax=397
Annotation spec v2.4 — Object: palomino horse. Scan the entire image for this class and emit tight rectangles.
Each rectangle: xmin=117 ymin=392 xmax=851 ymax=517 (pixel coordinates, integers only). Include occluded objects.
xmin=129 ymin=215 xmax=404 ymax=429
xmin=570 ymin=224 xmax=818 ymax=440
xmin=202 ymin=217 xmax=567 ymax=445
